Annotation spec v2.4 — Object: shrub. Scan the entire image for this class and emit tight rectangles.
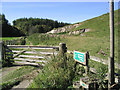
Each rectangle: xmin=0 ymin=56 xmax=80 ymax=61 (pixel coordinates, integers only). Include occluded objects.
xmin=88 ymin=63 xmax=108 ymax=89
xmin=3 ymin=37 xmax=26 ymax=45
xmin=27 ymin=33 xmax=63 ymax=45
xmin=28 ymin=54 xmax=76 ymax=89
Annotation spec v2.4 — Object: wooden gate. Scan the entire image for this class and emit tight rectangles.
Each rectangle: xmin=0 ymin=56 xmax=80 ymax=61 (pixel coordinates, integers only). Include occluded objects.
xmin=6 ymin=45 xmax=59 ymax=66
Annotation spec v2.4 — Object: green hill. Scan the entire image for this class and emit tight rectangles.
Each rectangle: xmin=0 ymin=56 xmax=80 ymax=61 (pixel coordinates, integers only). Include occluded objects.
xmin=72 ymin=9 xmax=119 ymax=38
xmin=27 ymin=9 xmax=119 ymax=62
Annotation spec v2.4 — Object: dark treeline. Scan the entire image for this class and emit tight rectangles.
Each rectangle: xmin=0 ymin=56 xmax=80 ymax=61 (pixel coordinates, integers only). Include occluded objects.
xmin=1 ymin=14 xmax=25 ymax=37
xmin=1 ymin=14 xmax=70 ymax=37
xmin=13 ymin=18 xmax=70 ymax=35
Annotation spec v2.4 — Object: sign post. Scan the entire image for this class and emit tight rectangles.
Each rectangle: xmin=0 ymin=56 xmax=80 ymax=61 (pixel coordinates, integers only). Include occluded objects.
xmin=73 ymin=51 xmax=89 ymax=75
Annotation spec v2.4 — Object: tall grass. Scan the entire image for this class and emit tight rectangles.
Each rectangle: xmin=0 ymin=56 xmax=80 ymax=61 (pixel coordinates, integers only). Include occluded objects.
xmin=27 ymin=33 xmax=66 ymax=45
xmin=1 ymin=66 xmax=37 ymax=90
xmin=28 ymin=54 xmax=76 ymax=89
xmin=0 ymin=37 xmax=20 ymax=40
xmin=2 ymin=66 xmax=37 ymax=82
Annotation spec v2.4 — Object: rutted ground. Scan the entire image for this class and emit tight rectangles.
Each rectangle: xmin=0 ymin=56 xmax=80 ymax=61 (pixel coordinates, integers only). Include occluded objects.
xmin=12 ymin=68 xmax=41 ymax=89
xmin=1 ymin=66 xmax=21 ymax=80
xmin=1 ymin=65 xmax=40 ymax=89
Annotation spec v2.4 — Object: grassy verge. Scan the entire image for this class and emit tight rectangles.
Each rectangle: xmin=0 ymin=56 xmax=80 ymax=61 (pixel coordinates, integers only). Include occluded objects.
xmin=1 ymin=79 xmax=21 ymax=90
xmin=2 ymin=66 xmax=37 ymax=82
xmin=1 ymin=66 xmax=38 ymax=89
xmin=0 ymin=37 xmax=20 ymax=40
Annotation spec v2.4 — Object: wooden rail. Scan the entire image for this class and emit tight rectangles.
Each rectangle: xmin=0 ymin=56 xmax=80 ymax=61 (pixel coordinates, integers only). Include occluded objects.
xmin=13 ymin=50 xmax=26 ymax=58
xmin=12 ymin=51 xmax=57 ymax=55
xmin=7 ymin=45 xmax=59 ymax=49
xmin=5 ymin=44 xmax=60 ymax=67
xmin=14 ymin=58 xmax=47 ymax=63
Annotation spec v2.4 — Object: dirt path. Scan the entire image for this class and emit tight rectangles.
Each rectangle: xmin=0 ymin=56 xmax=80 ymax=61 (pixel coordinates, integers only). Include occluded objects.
xmin=12 ymin=80 xmax=33 ymax=88
xmin=12 ymin=69 xmax=41 ymax=89
xmin=0 ymin=66 xmax=22 ymax=80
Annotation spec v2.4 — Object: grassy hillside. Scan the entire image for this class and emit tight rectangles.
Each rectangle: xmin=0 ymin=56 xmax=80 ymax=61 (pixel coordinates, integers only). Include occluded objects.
xmin=27 ymin=9 xmax=119 ymax=62
xmin=73 ymin=9 xmax=119 ymax=37
xmin=70 ymin=9 xmax=119 ymax=61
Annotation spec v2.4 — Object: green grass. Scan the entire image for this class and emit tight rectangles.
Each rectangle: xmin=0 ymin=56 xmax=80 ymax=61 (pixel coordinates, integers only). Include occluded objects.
xmin=27 ymin=34 xmax=118 ymax=62
xmin=0 ymin=37 xmax=20 ymax=40
xmin=1 ymin=79 xmax=21 ymax=90
xmin=28 ymin=54 xmax=75 ymax=89
xmin=27 ymin=33 xmax=66 ymax=45
xmin=2 ymin=66 xmax=37 ymax=83
xmin=26 ymin=9 xmax=119 ymax=63
xmin=1 ymin=66 xmax=37 ymax=90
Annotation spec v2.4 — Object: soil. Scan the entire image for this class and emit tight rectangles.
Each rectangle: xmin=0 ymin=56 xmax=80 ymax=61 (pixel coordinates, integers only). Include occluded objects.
xmin=12 ymin=69 xmax=41 ymax=89
xmin=1 ymin=65 xmax=40 ymax=89
xmin=0 ymin=66 xmax=22 ymax=80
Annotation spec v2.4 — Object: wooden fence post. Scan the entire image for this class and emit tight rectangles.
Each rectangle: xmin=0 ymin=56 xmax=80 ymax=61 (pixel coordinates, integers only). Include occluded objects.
xmin=59 ymin=43 xmax=67 ymax=67
xmin=59 ymin=43 xmax=67 ymax=55
xmin=0 ymin=41 xmax=5 ymax=60
xmin=0 ymin=41 xmax=2 ymax=60
xmin=85 ymin=51 xmax=89 ymax=75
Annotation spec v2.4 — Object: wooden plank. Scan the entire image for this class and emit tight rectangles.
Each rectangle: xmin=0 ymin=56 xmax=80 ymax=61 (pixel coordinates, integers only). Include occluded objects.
xmin=90 ymin=56 xmax=120 ymax=69
xmin=18 ymin=55 xmax=44 ymax=59
xmin=25 ymin=51 xmax=57 ymax=55
xmin=15 ymin=61 xmax=45 ymax=66
xmin=12 ymin=51 xmax=22 ymax=53
xmin=7 ymin=45 xmax=59 ymax=49
xmin=12 ymin=51 xmax=58 ymax=55
xmin=13 ymin=50 xmax=26 ymax=58
xmin=90 ymin=56 xmax=108 ymax=65
xmin=14 ymin=58 xmax=47 ymax=63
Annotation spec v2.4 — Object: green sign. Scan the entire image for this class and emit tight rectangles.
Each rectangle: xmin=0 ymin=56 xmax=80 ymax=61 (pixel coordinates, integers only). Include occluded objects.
xmin=73 ymin=51 xmax=86 ymax=65
xmin=82 ymin=83 xmax=85 ymax=87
